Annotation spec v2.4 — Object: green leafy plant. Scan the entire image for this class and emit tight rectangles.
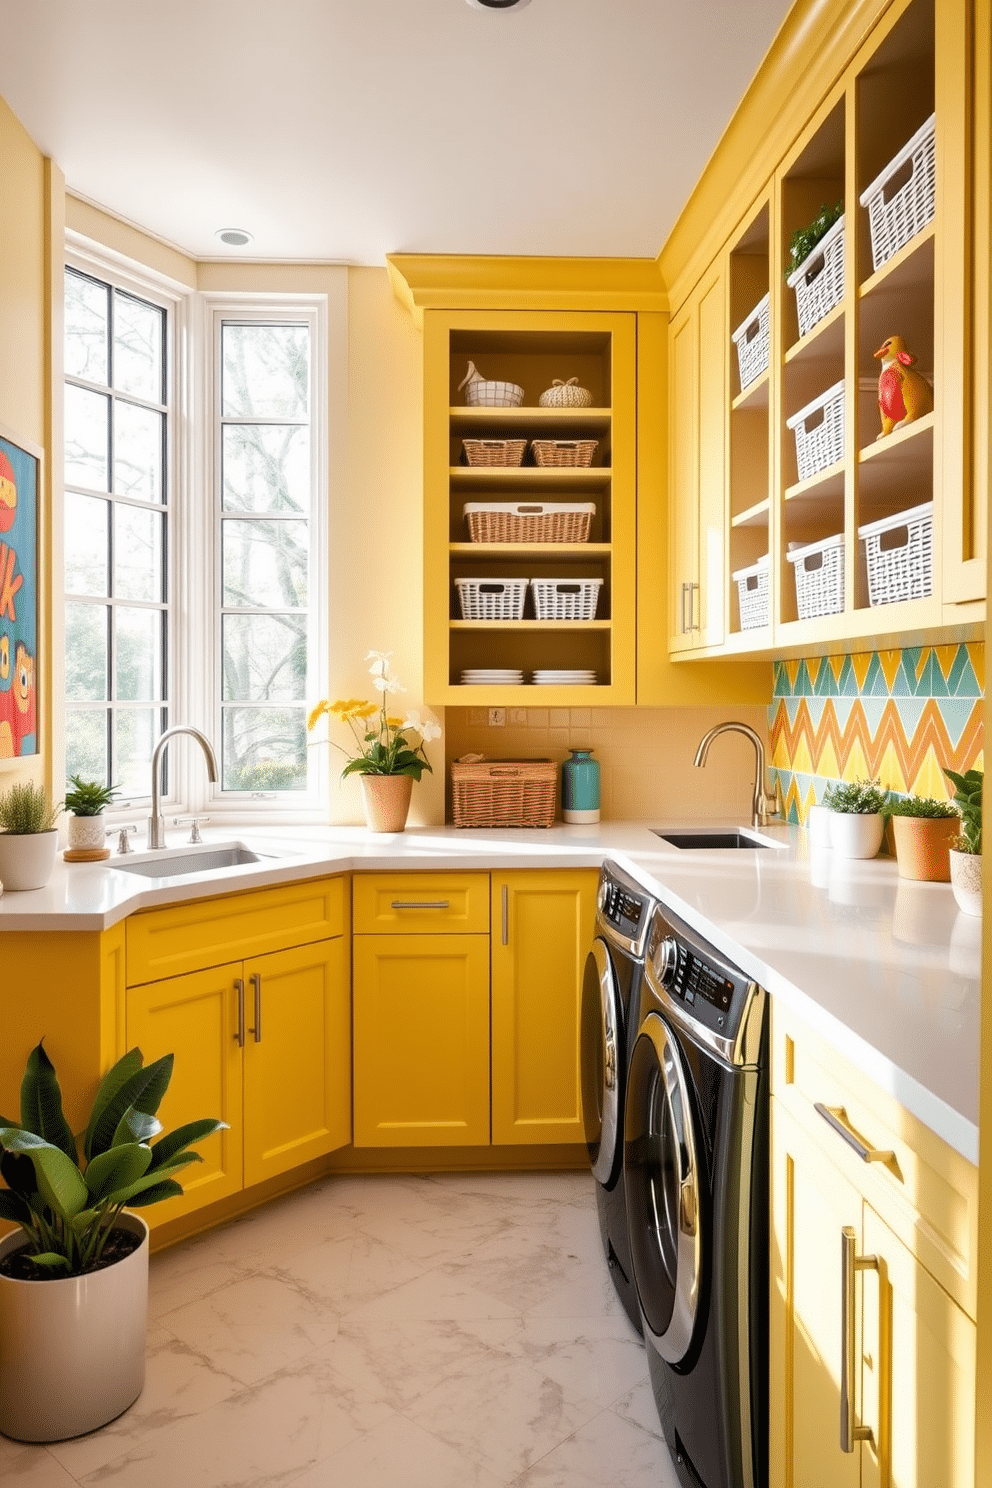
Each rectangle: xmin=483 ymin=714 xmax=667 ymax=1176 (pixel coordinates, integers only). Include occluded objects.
xmin=307 ymin=650 xmax=440 ymax=781
xmin=887 ymin=794 xmax=958 ymax=819
xmin=0 ymin=1041 xmax=224 ymax=1277
xmin=785 ymin=201 xmax=844 ymax=281
xmin=0 ymin=783 xmax=61 ymax=835
xmin=63 ymin=775 xmax=118 ymax=817
xmin=943 ymin=767 xmax=982 ymax=854
xmin=822 ymin=777 xmax=890 ymax=815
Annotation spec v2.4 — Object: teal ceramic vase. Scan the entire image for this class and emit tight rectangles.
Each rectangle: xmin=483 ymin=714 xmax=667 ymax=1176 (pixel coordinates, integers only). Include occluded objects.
xmin=562 ymin=748 xmax=600 ymax=824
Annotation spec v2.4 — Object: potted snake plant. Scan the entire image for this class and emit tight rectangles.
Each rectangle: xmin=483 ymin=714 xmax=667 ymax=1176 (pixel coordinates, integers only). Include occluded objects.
xmin=943 ymin=767 xmax=982 ymax=916
xmin=0 ymin=1041 xmax=224 ymax=1442
xmin=0 ymin=782 xmax=61 ymax=891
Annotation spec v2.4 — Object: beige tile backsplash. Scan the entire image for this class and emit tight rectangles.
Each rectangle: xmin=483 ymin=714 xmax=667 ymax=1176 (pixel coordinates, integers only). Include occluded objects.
xmin=444 ymin=705 xmax=770 ymax=823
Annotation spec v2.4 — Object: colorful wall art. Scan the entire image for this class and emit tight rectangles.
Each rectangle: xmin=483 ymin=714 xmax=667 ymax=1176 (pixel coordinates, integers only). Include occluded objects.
xmin=0 ymin=430 xmax=39 ymax=759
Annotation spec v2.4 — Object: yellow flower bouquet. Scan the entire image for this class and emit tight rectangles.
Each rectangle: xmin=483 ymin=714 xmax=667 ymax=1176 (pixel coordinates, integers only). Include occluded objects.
xmin=307 ymin=651 xmax=440 ymax=781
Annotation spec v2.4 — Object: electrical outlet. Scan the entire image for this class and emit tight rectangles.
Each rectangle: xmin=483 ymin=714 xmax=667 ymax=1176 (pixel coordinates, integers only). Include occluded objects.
xmin=488 ymin=708 xmax=506 ymax=726
xmin=510 ymin=709 xmax=528 ymax=725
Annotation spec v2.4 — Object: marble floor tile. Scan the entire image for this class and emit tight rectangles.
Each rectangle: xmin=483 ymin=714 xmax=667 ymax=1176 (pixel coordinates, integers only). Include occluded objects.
xmin=284 ymin=1412 xmax=507 ymax=1488
xmin=320 ymin=1316 xmax=521 ymax=1410
xmin=341 ymin=1263 xmax=520 ymax=1323
xmin=511 ymin=1407 xmax=681 ymax=1488
xmin=498 ymin=1314 xmax=647 ymax=1410
xmin=0 ymin=1445 xmax=80 ymax=1487
xmin=264 ymin=1228 xmax=431 ymax=1314
xmin=610 ymin=1375 xmax=668 ymax=1440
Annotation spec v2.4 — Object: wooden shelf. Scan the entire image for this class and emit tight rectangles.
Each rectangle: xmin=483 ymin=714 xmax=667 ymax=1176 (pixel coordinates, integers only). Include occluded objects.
xmin=784 ymin=460 xmax=845 ymax=504
xmin=784 ymin=301 xmax=846 ymax=365
xmin=449 ymin=406 xmax=612 ymax=433
xmin=732 ymin=371 xmax=770 ymax=411
xmin=732 ymin=498 xmax=770 ymax=529
xmin=450 ymin=619 xmax=611 ymax=631
xmin=858 ymin=410 xmax=934 ymax=466
xmin=449 ymin=542 xmax=611 ymax=557
xmin=858 ymin=222 xmax=935 ymax=301
xmin=450 ymin=467 xmax=610 ymax=491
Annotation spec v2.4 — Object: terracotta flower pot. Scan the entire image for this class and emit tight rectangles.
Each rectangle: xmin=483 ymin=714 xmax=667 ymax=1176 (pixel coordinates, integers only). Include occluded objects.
xmin=891 ymin=814 xmax=959 ymax=881
xmin=359 ymin=774 xmax=413 ymax=833
xmin=948 ymin=848 xmax=982 ymax=917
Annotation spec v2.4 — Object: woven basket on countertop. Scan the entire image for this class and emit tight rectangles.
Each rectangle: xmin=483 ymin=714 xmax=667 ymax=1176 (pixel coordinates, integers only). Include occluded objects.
xmin=450 ymin=757 xmax=557 ymax=828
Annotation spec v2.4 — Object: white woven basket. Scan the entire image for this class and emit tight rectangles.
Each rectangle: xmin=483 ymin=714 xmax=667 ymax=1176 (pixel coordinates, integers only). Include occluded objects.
xmin=458 ymin=361 xmax=524 ymax=408
xmin=786 ymin=380 xmax=845 ymax=482
xmin=787 ymin=533 xmax=845 ymax=619
xmin=538 ymin=378 xmax=593 ymax=408
xmin=455 ymin=577 xmax=528 ymax=621
xmin=731 ymin=556 xmax=770 ymax=630
xmin=730 ymin=294 xmax=770 ymax=391
xmin=787 ymin=216 xmax=846 ymax=339
xmin=859 ymin=114 xmax=936 ymax=272
xmin=858 ymin=502 xmax=933 ymax=606
xmin=530 ymin=577 xmax=603 ymax=621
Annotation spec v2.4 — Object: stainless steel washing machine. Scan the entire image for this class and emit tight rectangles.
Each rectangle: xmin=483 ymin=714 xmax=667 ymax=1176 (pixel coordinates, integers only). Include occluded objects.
xmin=624 ymin=899 xmax=768 ymax=1488
xmin=580 ymin=860 xmax=657 ymax=1332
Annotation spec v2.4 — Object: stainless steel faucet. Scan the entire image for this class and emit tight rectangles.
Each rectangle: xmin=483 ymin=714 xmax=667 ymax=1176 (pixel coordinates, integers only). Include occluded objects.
xmin=693 ymin=721 xmax=781 ymax=828
xmin=148 ymin=726 xmax=220 ymax=848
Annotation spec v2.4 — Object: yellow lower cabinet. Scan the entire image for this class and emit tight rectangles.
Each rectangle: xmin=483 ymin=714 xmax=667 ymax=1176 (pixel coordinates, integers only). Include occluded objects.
xmin=352 ymin=933 xmax=490 ymax=1147
xmin=490 ymin=869 xmax=597 ymax=1146
xmin=127 ymin=936 xmax=351 ymax=1225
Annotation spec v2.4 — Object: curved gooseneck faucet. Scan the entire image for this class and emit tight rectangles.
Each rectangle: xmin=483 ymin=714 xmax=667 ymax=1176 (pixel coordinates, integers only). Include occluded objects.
xmin=693 ymin=721 xmax=781 ymax=829
xmin=148 ymin=726 xmax=220 ymax=849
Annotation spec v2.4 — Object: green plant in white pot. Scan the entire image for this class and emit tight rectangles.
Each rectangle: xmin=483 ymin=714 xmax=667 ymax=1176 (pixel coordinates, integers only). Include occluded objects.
xmin=0 ymin=1040 xmax=224 ymax=1443
xmin=943 ymin=766 xmax=982 ymax=917
xmin=0 ymin=782 xmax=61 ymax=891
xmin=63 ymin=774 xmax=118 ymax=854
xmin=822 ymin=777 xmax=889 ymax=860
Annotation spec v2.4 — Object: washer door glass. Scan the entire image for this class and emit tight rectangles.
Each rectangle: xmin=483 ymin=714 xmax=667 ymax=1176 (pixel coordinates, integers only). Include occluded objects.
xmin=624 ymin=1011 xmax=702 ymax=1363
xmin=581 ymin=938 xmax=621 ymax=1184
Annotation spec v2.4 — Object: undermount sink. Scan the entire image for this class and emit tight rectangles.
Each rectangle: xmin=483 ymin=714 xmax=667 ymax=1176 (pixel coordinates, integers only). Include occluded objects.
xmin=653 ymin=830 xmax=770 ymax=850
xmin=110 ymin=842 xmax=264 ymax=878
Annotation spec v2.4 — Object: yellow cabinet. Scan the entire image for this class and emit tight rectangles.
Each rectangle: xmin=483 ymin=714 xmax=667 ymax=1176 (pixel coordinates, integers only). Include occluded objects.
xmin=490 ymin=869 xmax=597 ymax=1145
xmin=668 ymin=261 xmax=727 ymax=652
xmin=769 ymin=1002 xmax=977 ymax=1488
xmin=125 ymin=878 xmax=351 ymax=1226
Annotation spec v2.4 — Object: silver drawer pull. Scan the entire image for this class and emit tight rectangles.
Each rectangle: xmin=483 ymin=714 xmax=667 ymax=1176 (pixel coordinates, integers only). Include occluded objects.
xmin=815 ymin=1103 xmax=896 ymax=1166
xmin=390 ymin=900 xmax=450 ymax=910
xmin=234 ymin=978 xmax=245 ymax=1048
xmin=840 ymin=1226 xmax=878 ymax=1453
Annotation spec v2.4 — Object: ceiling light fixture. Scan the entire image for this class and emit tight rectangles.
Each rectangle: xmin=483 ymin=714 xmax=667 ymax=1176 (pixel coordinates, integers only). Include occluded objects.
xmin=215 ymin=228 xmax=253 ymax=247
xmin=465 ymin=0 xmax=532 ymax=10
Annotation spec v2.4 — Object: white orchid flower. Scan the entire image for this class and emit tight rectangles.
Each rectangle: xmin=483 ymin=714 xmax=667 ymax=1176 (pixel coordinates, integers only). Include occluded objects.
xmin=372 ymin=673 xmax=405 ymax=695
xmin=403 ymin=709 xmax=441 ymax=743
xmin=366 ymin=650 xmax=392 ymax=679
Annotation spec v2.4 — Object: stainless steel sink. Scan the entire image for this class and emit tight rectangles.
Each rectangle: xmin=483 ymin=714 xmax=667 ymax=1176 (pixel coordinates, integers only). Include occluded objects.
xmin=653 ymin=830 xmax=770 ymax=850
xmin=111 ymin=843 xmax=264 ymax=878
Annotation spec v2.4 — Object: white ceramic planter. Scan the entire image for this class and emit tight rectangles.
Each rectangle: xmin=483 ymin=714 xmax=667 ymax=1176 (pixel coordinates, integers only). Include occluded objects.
xmin=67 ymin=812 xmax=107 ymax=852
xmin=948 ymin=848 xmax=982 ymax=918
xmin=828 ymin=810 xmax=884 ymax=860
xmin=0 ymin=1213 xmax=148 ymax=1443
xmin=0 ymin=829 xmax=58 ymax=890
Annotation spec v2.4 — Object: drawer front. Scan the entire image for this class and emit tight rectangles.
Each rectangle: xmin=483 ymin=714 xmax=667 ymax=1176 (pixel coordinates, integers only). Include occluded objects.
xmin=352 ymin=872 xmax=490 ymax=935
xmin=771 ymin=1001 xmax=978 ymax=1319
xmin=127 ymin=875 xmax=348 ymax=985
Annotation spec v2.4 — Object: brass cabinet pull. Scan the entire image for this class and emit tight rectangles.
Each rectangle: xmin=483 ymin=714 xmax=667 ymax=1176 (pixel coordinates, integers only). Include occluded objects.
xmin=234 ymin=978 xmax=245 ymax=1048
xmin=249 ymin=972 xmax=262 ymax=1043
xmin=840 ymin=1226 xmax=879 ymax=1453
xmin=501 ymin=883 xmax=509 ymax=945
xmin=390 ymin=900 xmax=450 ymax=910
xmin=815 ymin=1103 xmax=896 ymax=1165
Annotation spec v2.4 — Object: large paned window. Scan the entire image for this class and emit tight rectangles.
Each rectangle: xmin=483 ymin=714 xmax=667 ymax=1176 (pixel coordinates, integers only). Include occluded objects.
xmin=63 ymin=266 xmax=169 ymax=798
xmin=215 ymin=313 xmax=318 ymax=795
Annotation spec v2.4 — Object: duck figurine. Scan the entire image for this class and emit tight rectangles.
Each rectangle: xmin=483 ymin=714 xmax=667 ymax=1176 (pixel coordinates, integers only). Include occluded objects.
xmin=874 ymin=334 xmax=933 ymax=439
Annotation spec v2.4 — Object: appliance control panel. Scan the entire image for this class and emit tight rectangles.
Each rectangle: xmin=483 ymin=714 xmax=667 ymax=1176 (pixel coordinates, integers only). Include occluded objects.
xmin=646 ymin=906 xmax=757 ymax=1051
xmin=603 ymin=880 xmax=646 ymax=938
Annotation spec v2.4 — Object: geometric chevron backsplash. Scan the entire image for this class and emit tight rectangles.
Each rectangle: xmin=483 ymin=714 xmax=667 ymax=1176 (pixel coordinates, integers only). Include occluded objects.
xmin=768 ymin=642 xmax=985 ymax=825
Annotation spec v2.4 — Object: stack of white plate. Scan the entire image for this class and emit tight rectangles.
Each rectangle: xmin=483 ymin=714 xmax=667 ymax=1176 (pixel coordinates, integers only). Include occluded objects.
xmin=531 ymin=670 xmax=598 ymax=685
xmin=460 ymin=669 xmax=524 ymax=685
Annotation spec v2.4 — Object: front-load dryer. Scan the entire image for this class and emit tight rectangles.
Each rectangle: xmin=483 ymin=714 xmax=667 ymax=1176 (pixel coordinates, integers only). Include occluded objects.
xmin=580 ymin=860 xmax=657 ymax=1332
xmin=624 ymin=899 xmax=768 ymax=1488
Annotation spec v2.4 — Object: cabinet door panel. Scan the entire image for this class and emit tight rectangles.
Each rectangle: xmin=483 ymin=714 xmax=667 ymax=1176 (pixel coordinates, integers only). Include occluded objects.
xmin=669 ymin=305 xmax=699 ymax=652
xmin=696 ymin=270 xmax=726 ymax=647
xmin=352 ymin=934 xmax=490 ymax=1147
xmin=490 ymin=870 xmax=597 ymax=1146
xmin=127 ymin=964 xmax=244 ymax=1225
xmin=243 ymin=938 xmax=351 ymax=1188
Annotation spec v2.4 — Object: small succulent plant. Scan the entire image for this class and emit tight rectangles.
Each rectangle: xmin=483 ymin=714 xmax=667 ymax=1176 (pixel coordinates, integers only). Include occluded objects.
xmin=63 ymin=775 xmax=119 ymax=817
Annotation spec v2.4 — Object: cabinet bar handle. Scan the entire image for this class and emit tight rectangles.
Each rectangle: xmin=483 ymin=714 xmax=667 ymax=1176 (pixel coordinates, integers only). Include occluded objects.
xmin=840 ymin=1226 xmax=878 ymax=1453
xmin=690 ymin=581 xmax=699 ymax=631
xmin=680 ymin=582 xmax=689 ymax=634
xmin=249 ymin=973 xmax=262 ymax=1043
xmin=815 ymin=1103 xmax=896 ymax=1165
xmin=390 ymin=900 xmax=450 ymax=910
xmin=501 ymin=883 xmax=509 ymax=945
xmin=234 ymin=978 xmax=245 ymax=1048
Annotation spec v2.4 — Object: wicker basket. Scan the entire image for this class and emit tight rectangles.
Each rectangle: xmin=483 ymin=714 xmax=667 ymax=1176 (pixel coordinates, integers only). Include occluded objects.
xmin=530 ymin=577 xmax=603 ymax=621
xmin=463 ymin=502 xmax=595 ymax=544
xmin=787 ymin=533 xmax=845 ymax=619
xmin=454 ymin=577 xmax=528 ymax=621
xmin=462 ymin=439 xmax=527 ymax=468
xmin=786 ymin=381 xmax=845 ymax=482
xmin=531 ymin=439 xmax=598 ymax=468
xmin=787 ymin=216 xmax=846 ymax=339
xmin=731 ymin=556 xmax=770 ymax=630
xmin=458 ymin=362 xmax=524 ymax=408
xmin=859 ymin=114 xmax=936 ymax=273
xmin=538 ymin=378 xmax=593 ymax=409
xmin=451 ymin=758 xmax=557 ymax=828
xmin=731 ymin=294 xmax=770 ymax=391
xmin=858 ymin=502 xmax=933 ymax=606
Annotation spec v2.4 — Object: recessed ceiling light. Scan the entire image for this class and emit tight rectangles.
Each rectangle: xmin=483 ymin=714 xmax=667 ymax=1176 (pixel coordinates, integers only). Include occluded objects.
xmin=465 ymin=0 xmax=532 ymax=10
xmin=215 ymin=228 xmax=253 ymax=247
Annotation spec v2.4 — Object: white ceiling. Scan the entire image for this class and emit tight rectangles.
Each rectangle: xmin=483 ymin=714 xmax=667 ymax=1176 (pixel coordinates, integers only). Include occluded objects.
xmin=0 ymin=0 xmax=791 ymax=266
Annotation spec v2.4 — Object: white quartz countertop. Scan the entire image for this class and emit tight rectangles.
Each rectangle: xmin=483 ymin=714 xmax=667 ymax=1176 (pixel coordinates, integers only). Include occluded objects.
xmin=0 ymin=819 xmax=979 ymax=1163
